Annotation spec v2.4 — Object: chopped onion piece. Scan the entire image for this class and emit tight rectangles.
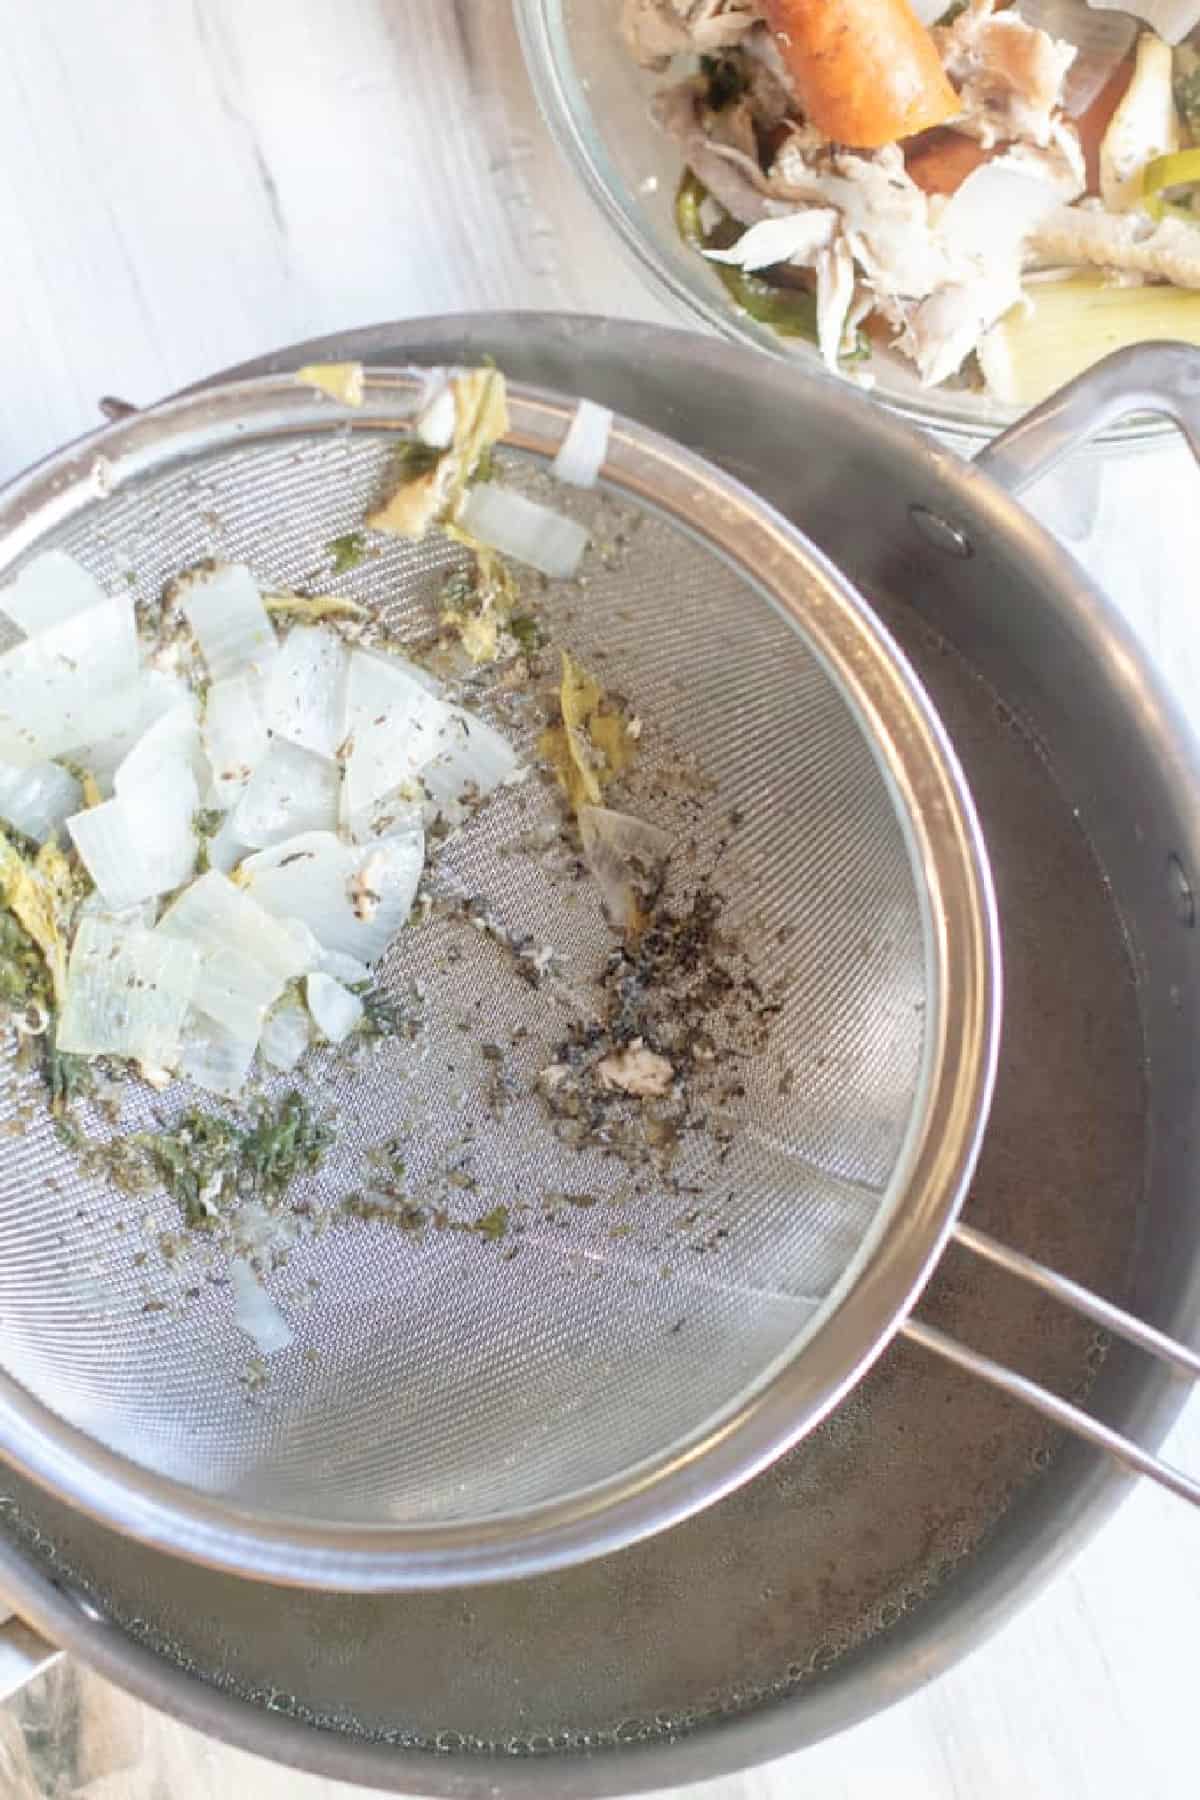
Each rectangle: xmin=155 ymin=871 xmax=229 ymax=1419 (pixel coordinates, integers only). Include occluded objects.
xmin=177 ymin=1010 xmax=258 ymax=1099
xmin=457 ymin=484 xmax=589 ymax=580
xmin=76 ymin=670 xmax=193 ymax=795
xmin=0 ymin=595 xmax=138 ymax=767
xmin=340 ymin=650 xmax=450 ymax=841
xmin=178 ymin=564 xmax=278 ymax=680
xmin=0 ymin=552 xmax=107 ymax=636
xmin=204 ymin=812 xmax=250 ymax=875
xmin=1017 ymin=0 xmax=1135 ymax=114
xmin=57 ymin=918 xmax=199 ymax=1063
xmin=232 ymin=740 xmax=340 ymax=849
xmin=157 ymin=870 xmax=317 ymax=1040
xmin=418 ymin=706 xmax=521 ymax=827
xmin=1088 ymin=0 xmax=1200 ymax=47
xmin=262 ymin=624 xmax=348 ymax=761
xmin=578 ymin=805 xmax=672 ymax=933
xmin=203 ymin=672 xmax=268 ymax=805
xmin=68 ymin=761 xmax=199 ymax=911
xmin=0 ymin=760 xmax=81 ymax=843
xmin=352 ymin=644 xmax=443 ymax=697
xmin=241 ymin=828 xmax=425 ymax=963
xmin=552 ymin=401 xmax=614 ymax=490
xmin=260 ymin=995 xmax=312 ymax=1072
xmin=318 ymin=948 xmax=371 ymax=984
xmin=229 ymin=1259 xmax=293 ymax=1354
xmin=908 ymin=0 xmax=948 ymax=18
xmin=114 ymin=700 xmax=205 ymax=796
xmin=305 ymin=972 xmax=364 ymax=1043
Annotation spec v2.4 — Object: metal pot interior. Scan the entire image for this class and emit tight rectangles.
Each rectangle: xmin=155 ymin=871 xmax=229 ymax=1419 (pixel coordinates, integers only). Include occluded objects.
xmin=0 ymin=317 xmax=1196 ymax=1795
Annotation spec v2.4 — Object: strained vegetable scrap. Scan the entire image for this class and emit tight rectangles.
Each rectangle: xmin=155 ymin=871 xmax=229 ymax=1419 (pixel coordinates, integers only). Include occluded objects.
xmin=626 ymin=0 xmax=1200 ymax=399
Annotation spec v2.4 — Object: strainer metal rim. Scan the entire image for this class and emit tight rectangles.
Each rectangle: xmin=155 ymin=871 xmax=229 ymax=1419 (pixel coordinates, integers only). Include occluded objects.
xmin=0 ymin=371 xmax=1001 ymax=1589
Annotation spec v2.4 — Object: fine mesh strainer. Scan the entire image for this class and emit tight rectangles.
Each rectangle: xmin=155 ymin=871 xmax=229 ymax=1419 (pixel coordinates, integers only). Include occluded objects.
xmin=0 ymin=367 xmax=1000 ymax=1590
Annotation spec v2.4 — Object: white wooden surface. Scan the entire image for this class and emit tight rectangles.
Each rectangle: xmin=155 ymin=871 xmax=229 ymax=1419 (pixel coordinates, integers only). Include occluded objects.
xmin=0 ymin=1 xmax=1197 ymax=1795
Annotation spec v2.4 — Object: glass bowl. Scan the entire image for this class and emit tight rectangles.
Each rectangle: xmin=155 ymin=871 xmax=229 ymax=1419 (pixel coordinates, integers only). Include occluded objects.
xmin=513 ymin=0 xmax=1170 ymax=450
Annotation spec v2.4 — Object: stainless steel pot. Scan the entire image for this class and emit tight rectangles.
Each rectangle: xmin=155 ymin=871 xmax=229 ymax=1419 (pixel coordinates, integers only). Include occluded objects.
xmin=0 ymin=314 xmax=1198 ymax=1794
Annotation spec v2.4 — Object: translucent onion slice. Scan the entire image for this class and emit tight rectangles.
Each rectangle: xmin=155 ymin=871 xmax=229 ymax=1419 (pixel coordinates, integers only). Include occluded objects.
xmin=229 ymin=1258 xmax=294 ymax=1354
xmin=240 ymin=828 xmax=425 ymax=963
xmin=340 ymin=650 xmax=450 ymax=841
xmin=67 ymin=762 xmax=199 ymax=911
xmin=262 ymin=624 xmax=348 ymax=761
xmin=552 ymin=401 xmax=614 ymax=490
xmin=178 ymin=564 xmax=278 ymax=680
xmin=260 ymin=994 xmax=312 ymax=1072
xmin=0 ymin=760 xmax=82 ymax=843
xmin=177 ymin=1009 xmax=257 ymax=1099
xmin=0 ymin=595 xmax=138 ymax=767
xmin=305 ymin=971 xmax=364 ymax=1043
xmin=0 ymin=551 xmax=107 ymax=636
xmin=318 ymin=948 xmax=371 ymax=985
xmin=231 ymin=740 xmax=341 ymax=849
xmin=114 ymin=700 xmax=206 ymax=796
xmin=203 ymin=671 xmax=268 ymax=805
xmin=457 ymin=483 xmax=589 ymax=580
xmin=157 ymin=869 xmax=318 ymax=1040
xmin=204 ymin=812 xmax=251 ymax=875
xmin=57 ymin=918 xmax=199 ymax=1063
xmin=75 ymin=670 xmax=193 ymax=795
xmin=418 ymin=706 xmax=521 ymax=827
xmin=578 ymin=805 xmax=672 ymax=933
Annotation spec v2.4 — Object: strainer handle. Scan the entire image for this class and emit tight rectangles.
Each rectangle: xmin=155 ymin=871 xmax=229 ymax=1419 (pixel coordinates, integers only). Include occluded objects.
xmin=901 ymin=1222 xmax=1200 ymax=1508
xmin=972 ymin=343 xmax=1200 ymax=496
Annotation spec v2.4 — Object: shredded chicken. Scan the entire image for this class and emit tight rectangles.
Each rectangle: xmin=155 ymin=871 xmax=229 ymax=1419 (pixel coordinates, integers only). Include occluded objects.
xmin=654 ymin=80 xmax=793 ymax=224
xmin=936 ymin=0 xmax=1077 ymax=149
xmin=621 ymin=0 xmax=760 ymax=68
xmin=1030 ymin=206 xmax=1200 ymax=289
xmin=595 ymin=1040 xmax=675 ymax=1098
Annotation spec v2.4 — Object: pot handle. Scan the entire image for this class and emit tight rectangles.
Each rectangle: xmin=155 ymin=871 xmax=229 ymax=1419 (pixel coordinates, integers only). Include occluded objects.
xmin=973 ymin=343 xmax=1200 ymax=495
xmin=0 ymin=1607 xmax=62 ymax=1701
xmin=902 ymin=1222 xmax=1200 ymax=1506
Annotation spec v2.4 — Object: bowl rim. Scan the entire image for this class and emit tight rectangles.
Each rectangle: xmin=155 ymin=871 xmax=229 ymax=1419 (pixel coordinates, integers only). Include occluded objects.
xmin=511 ymin=0 xmax=1176 ymax=452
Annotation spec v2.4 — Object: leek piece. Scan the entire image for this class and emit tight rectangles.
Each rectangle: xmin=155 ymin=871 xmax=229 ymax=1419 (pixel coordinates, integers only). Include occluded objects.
xmin=1141 ymin=146 xmax=1200 ymax=218
xmin=979 ymin=275 xmax=1200 ymax=405
xmin=57 ymin=918 xmax=199 ymax=1063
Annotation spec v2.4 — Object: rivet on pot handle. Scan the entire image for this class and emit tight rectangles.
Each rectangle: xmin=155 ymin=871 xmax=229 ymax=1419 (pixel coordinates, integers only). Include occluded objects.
xmin=902 ymin=1224 xmax=1200 ymax=1506
xmin=974 ymin=344 xmax=1200 ymax=496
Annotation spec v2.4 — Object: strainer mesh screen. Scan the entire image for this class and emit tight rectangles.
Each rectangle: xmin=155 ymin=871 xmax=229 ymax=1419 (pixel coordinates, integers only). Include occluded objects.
xmin=0 ymin=425 xmax=926 ymax=1527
